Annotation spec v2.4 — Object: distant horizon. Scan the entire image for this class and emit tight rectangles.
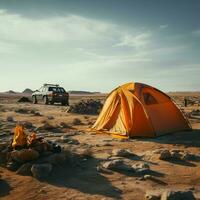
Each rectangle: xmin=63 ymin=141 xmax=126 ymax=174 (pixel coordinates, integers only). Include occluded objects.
xmin=1 ymin=87 xmax=200 ymax=94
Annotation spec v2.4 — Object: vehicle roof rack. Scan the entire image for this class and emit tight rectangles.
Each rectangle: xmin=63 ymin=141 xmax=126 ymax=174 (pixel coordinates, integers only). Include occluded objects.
xmin=43 ymin=83 xmax=60 ymax=87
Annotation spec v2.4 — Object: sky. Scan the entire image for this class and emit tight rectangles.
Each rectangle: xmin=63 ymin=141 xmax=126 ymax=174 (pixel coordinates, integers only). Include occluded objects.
xmin=0 ymin=0 xmax=200 ymax=92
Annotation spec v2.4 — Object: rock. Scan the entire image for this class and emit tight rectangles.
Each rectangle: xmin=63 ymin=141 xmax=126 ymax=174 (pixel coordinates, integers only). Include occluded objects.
xmin=132 ymin=162 xmax=150 ymax=170
xmin=6 ymin=161 xmax=22 ymax=171
xmin=145 ymin=191 xmax=161 ymax=200
xmin=102 ymin=143 xmax=113 ymax=147
xmin=60 ymin=122 xmax=72 ymax=128
xmin=59 ymin=135 xmax=69 ymax=143
xmin=144 ymin=174 xmax=153 ymax=180
xmin=37 ymin=153 xmax=66 ymax=165
xmin=31 ymin=163 xmax=52 ymax=179
xmin=37 ymin=123 xmax=61 ymax=132
xmin=47 ymin=116 xmax=54 ymax=120
xmin=67 ymin=139 xmax=80 ymax=145
xmin=161 ymin=190 xmax=196 ymax=200
xmin=7 ymin=116 xmax=14 ymax=122
xmin=30 ymin=110 xmax=36 ymax=114
xmin=22 ymin=121 xmax=33 ymax=129
xmin=10 ymin=149 xmax=39 ymax=162
xmin=16 ymin=163 xmax=32 ymax=176
xmin=112 ymin=149 xmax=133 ymax=157
xmin=132 ymin=162 xmax=150 ymax=175
xmin=182 ymin=153 xmax=200 ymax=161
xmin=159 ymin=150 xmax=171 ymax=160
xmin=34 ymin=112 xmax=42 ymax=116
xmin=170 ymin=152 xmax=182 ymax=160
xmin=72 ymin=118 xmax=82 ymax=125
xmin=102 ymin=159 xmax=132 ymax=171
xmin=152 ymin=149 xmax=163 ymax=154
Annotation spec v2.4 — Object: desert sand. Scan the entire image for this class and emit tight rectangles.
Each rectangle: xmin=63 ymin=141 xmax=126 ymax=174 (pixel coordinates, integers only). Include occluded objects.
xmin=0 ymin=92 xmax=200 ymax=200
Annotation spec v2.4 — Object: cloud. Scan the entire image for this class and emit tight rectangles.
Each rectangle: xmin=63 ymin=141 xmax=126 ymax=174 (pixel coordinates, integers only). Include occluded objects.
xmin=0 ymin=9 xmax=198 ymax=92
xmin=192 ymin=29 xmax=200 ymax=37
xmin=115 ymin=32 xmax=151 ymax=48
xmin=159 ymin=24 xmax=168 ymax=29
xmin=0 ymin=9 xmax=119 ymax=44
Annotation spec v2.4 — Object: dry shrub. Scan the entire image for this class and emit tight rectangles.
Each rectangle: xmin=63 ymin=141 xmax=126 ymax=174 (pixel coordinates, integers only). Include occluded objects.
xmin=15 ymin=108 xmax=30 ymax=114
xmin=60 ymin=122 xmax=72 ymax=129
xmin=69 ymin=99 xmax=103 ymax=115
xmin=72 ymin=118 xmax=82 ymax=125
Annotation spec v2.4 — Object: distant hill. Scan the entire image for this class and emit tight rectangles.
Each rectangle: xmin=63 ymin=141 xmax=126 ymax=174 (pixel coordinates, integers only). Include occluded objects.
xmin=5 ymin=90 xmax=17 ymax=94
xmin=22 ymin=88 xmax=33 ymax=94
xmin=68 ymin=91 xmax=101 ymax=95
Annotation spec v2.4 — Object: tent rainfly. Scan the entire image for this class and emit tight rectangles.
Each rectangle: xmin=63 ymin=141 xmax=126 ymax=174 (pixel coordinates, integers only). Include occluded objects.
xmin=92 ymin=82 xmax=191 ymax=138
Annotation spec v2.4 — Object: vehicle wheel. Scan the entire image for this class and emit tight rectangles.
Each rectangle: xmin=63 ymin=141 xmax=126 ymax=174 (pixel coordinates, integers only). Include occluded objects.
xmin=32 ymin=96 xmax=38 ymax=104
xmin=43 ymin=96 xmax=49 ymax=105
xmin=50 ymin=101 xmax=54 ymax=105
xmin=61 ymin=101 xmax=67 ymax=106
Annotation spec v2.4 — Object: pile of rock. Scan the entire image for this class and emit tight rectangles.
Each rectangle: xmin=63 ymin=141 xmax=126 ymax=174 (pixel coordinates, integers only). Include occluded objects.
xmin=36 ymin=122 xmax=62 ymax=133
xmin=0 ymin=142 xmax=66 ymax=180
xmin=69 ymin=99 xmax=103 ymax=115
xmin=98 ymin=149 xmax=153 ymax=177
xmin=18 ymin=97 xmax=32 ymax=103
xmin=157 ymin=149 xmax=200 ymax=161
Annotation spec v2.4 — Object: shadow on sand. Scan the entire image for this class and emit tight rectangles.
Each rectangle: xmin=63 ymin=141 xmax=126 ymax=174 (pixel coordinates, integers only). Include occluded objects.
xmin=0 ymin=179 xmax=12 ymax=197
xmin=46 ymin=155 xmax=122 ymax=199
xmin=164 ymin=158 xmax=197 ymax=167
xmin=134 ymin=129 xmax=200 ymax=148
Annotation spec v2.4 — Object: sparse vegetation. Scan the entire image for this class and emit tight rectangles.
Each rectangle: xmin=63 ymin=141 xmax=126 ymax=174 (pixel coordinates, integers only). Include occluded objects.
xmin=69 ymin=99 xmax=103 ymax=115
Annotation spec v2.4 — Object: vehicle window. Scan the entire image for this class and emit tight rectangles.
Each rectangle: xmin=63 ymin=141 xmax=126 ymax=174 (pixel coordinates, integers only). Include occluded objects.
xmin=59 ymin=88 xmax=66 ymax=93
xmin=48 ymin=87 xmax=56 ymax=92
xmin=42 ymin=87 xmax=47 ymax=92
xmin=48 ymin=87 xmax=66 ymax=93
xmin=143 ymin=92 xmax=158 ymax=105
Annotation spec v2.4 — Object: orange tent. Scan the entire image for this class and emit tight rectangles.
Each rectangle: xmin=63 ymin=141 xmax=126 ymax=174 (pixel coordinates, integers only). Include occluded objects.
xmin=92 ymin=82 xmax=191 ymax=137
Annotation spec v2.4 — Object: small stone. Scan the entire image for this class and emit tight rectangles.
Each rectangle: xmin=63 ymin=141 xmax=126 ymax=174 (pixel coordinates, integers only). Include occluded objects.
xmin=182 ymin=153 xmax=200 ymax=161
xmin=10 ymin=149 xmax=39 ymax=162
xmin=16 ymin=163 xmax=32 ymax=176
xmin=34 ymin=112 xmax=42 ymax=116
xmin=67 ymin=139 xmax=80 ymax=145
xmin=7 ymin=116 xmax=14 ymax=122
xmin=72 ymin=118 xmax=82 ymax=125
xmin=170 ymin=152 xmax=182 ymax=160
xmin=144 ymin=175 xmax=153 ymax=180
xmin=152 ymin=149 xmax=163 ymax=154
xmin=6 ymin=161 xmax=22 ymax=171
xmin=145 ymin=191 xmax=161 ymax=200
xmin=47 ymin=116 xmax=54 ymax=120
xmin=112 ymin=149 xmax=133 ymax=157
xmin=132 ymin=162 xmax=150 ymax=170
xmin=102 ymin=159 xmax=132 ymax=171
xmin=159 ymin=150 xmax=171 ymax=160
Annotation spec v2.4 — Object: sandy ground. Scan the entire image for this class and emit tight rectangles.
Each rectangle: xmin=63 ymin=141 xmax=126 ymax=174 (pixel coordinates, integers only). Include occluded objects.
xmin=0 ymin=93 xmax=200 ymax=200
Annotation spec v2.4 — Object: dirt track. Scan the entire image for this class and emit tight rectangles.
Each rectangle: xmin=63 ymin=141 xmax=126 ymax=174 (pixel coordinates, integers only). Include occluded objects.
xmin=0 ymin=93 xmax=200 ymax=200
